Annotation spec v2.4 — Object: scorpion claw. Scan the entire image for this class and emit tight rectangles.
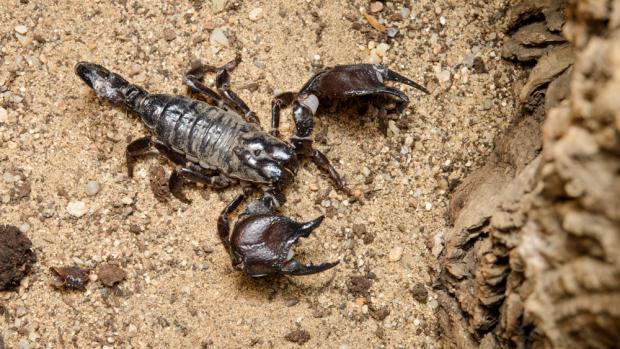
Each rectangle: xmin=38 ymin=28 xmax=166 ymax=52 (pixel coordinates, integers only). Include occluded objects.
xmin=220 ymin=195 xmax=339 ymax=277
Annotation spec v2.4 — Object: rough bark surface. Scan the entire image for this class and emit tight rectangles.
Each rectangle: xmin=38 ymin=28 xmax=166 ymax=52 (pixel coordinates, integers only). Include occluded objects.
xmin=439 ymin=0 xmax=620 ymax=348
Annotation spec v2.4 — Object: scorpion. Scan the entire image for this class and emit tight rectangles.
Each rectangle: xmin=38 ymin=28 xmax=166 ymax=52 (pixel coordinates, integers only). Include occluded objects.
xmin=75 ymin=57 xmax=426 ymax=277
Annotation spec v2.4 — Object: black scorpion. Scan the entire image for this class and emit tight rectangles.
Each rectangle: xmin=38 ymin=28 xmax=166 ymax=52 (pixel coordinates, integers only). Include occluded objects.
xmin=75 ymin=57 xmax=427 ymax=277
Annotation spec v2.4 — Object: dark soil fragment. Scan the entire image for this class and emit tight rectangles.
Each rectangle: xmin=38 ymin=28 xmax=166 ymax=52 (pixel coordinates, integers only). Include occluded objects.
xmin=0 ymin=224 xmax=36 ymax=290
xmin=347 ymin=275 xmax=373 ymax=297
xmin=50 ymin=266 xmax=90 ymax=291
xmin=149 ymin=165 xmax=170 ymax=202
xmin=369 ymin=305 xmax=390 ymax=321
xmin=284 ymin=329 xmax=311 ymax=345
xmin=410 ymin=283 xmax=429 ymax=303
xmin=96 ymin=263 xmax=127 ymax=287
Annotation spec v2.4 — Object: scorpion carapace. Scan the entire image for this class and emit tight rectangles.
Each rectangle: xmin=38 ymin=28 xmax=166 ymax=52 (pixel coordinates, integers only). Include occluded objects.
xmin=75 ymin=61 xmax=298 ymax=206
xmin=218 ymin=194 xmax=339 ymax=277
xmin=271 ymin=64 xmax=429 ymax=191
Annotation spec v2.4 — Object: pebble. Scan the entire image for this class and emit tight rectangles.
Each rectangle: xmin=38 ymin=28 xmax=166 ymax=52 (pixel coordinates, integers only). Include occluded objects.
xmin=439 ymin=16 xmax=446 ymax=25
xmin=0 ymin=107 xmax=7 ymax=123
xmin=388 ymin=120 xmax=399 ymax=137
xmin=16 ymin=306 xmax=27 ymax=317
xmin=15 ymin=33 xmax=32 ymax=47
xmin=18 ymin=339 xmax=29 ymax=349
xmin=428 ymin=299 xmax=439 ymax=310
xmin=163 ymin=29 xmax=176 ymax=42
xmin=121 ymin=196 xmax=133 ymax=205
xmin=19 ymin=223 xmax=30 ymax=233
xmin=67 ymin=201 xmax=87 ymax=218
xmin=210 ymin=27 xmax=229 ymax=47
xmin=370 ymin=1 xmax=384 ymax=13
xmin=386 ymin=27 xmax=399 ymax=38
xmin=248 ymin=7 xmax=263 ymax=21
xmin=85 ymin=181 xmax=100 ymax=196
xmin=388 ymin=246 xmax=403 ymax=262
xmin=15 ymin=25 xmax=28 ymax=34
xmin=437 ymin=70 xmax=451 ymax=82
xmin=400 ymin=7 xmax=411 ymax=19
xmin=368 ymin=51 xmax=381 ymax=64
xmin=211 ymin=0 xmax=227 ymax=13
xmin=425 ymin=202 xmax=433 ymax=210
xmin=463 ymin=53 xmax=475 ymax=67
xmin=375 ymin=43 xmax=390 ymax=57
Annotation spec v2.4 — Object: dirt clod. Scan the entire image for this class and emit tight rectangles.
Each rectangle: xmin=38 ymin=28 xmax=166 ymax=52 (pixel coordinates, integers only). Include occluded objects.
xmin=97 ymin=263 xmax=127 ymax=287
xmin=347 ymin=275 xmax=373 ymax=297
xmin=410 ymin=283 xmax=428 ymax=303
xmin=149 ymin=165 xmax=170 ymax=202
xmin=284 ymin=329 xmax=311 ymax=345
xmin=0 ymin=224 xmax=36 ymax=290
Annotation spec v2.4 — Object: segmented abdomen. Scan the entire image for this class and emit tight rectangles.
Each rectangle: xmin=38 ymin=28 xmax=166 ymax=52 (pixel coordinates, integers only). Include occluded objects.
xmin=137 ymin=94 xmax=248 ymax=171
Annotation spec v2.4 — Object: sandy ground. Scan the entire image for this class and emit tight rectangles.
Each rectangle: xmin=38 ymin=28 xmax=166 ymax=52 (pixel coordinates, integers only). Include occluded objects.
xmin=1 ymin=1 xmax=519 ymax=348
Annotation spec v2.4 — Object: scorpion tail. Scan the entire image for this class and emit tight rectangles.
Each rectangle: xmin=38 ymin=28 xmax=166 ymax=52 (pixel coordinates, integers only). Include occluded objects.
xmin=75 ymin=62 xmax=146 ymax=109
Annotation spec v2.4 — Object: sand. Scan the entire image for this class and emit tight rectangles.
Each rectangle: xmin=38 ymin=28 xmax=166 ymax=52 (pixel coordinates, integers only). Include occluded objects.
xmin=0 ymin=0 xmax=517 ymax=347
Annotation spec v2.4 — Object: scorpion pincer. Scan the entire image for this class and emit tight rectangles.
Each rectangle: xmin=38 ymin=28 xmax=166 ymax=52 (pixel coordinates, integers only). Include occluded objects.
xmin=74 ymin=58 xmax=298 ymax=206
xmin=217 ymin=193 xmax=339 ymax=277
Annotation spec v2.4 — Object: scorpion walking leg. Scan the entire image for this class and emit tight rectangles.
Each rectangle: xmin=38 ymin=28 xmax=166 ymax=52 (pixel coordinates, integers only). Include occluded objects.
xmin=270 ymin=91 xmax=296 ymax=137
xmin=185 ymin=55 xmax=259 ymax=124
xmin=126 ymin=136 xmax=152 ymax=178
xmin=217 ymin=193 xmax=246 ymax=253
xmin=169 ymin=165 xmax=237 ymax=203
xmin=126 ymin=136 xmax=187 ymax=176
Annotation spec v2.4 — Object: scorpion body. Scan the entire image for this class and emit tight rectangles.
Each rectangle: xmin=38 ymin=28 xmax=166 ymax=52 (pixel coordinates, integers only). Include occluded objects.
xmin=75 ymin=61 xmax=297 ymax=204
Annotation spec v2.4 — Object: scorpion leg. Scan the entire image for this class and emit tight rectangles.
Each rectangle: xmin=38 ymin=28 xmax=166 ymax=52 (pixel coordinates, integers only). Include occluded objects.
xmin=270 ymin=91 xmax=296 ymax=137
xmin=169 ymin=165 xmax=237 ymax=203
xmin=126 ymin=137 xmax=188 ymax=178
xmin=217 ymin=193 xmax=245 ymax=254
xmin=185 ymin=55 xmax=259 ymax=125
xmin=126 ymin=136 xmax=152 ymax=178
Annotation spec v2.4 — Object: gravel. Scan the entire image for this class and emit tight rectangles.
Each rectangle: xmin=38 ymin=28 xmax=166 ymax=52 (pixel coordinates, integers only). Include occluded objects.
xmin=85 ymin=180 xmax=100 ymax=196
xmin=66 ymin=200 xmax=87 ymax=218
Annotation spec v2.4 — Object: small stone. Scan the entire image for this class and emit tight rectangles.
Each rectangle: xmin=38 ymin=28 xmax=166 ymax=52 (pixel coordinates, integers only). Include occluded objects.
xmin=387 ymin=120 xmax=399 ymax=137
xmin=18 ymin=339 xmax=29 ymax=349
xmin=400 ymin=7 xmax=411 ymax=19
xmin=463 ymin=53 xmax=475 ymax=67
xmin=163 ymin=29 xmax=176 ymax=42
xmin=375 ymin=43 xmax=390 ymax=57
xmin=85 ymin=181 xmax=100 ymax=196
xmin=0 ymin=107 xmax=7 ymax=123
xmin=284 ymin=297 xmax=299 ymax=307
xmin=321 ymin=199 xmax=331 ymax=207
xmin=210 ymin=27 xmax=229 ymax=47
xmin=15 ymin=25 xmax=28 ymax=34
xmin=248 ymin=7 xmax=263 ymax=21
xmin=425 ymin=202 xmax=433 ymax=210
xmin=67 ymin=201 xmax=87 ymax=218
xmin=428 ymin=299 xmax=439 ymax=310
xmin=18 ymin=223 xmax=30 ymax=233
xmin=15 ymin=33 xmax=32 ymax=47
xmin=211 ymin=0 xmax=227 ymax=13
xmin=15 ymin=306 xmax=27 ymax=317
xmin=386 ymin=27 xmax=399 ymax=38
xmin=369 ymin=1 xmax=384 ymax=13
xmin=368 ymin=51 xmax=381 ymax=64
xmin=388 ymin=246 xmax=403 ymax=262
xmin=437 ymin=70 xmax=451 ymax=82
xmin=121 ymin=196 xmax=133 ymax=205
xmin=439 ymin=16 xmax=446 ymax=25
